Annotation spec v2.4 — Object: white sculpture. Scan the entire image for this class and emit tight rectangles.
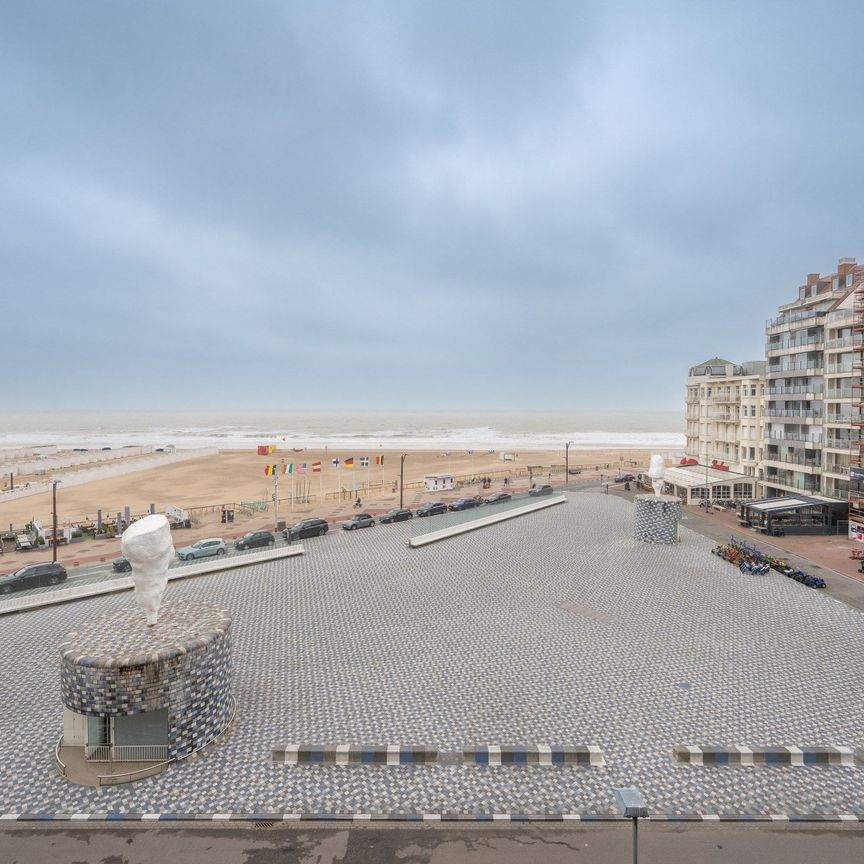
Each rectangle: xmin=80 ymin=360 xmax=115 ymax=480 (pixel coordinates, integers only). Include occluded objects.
xmin=647 ymin=454 xmax=666 ymax=497
xmin=121 ymin=514 xmax=174 ymax=626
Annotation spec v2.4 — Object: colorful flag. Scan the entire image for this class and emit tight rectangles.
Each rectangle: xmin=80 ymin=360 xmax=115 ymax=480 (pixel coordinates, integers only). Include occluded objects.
xmin=264 ymin=464 xmax=277 ymax=476
xmin=375 ymin=455 xmax=384 ymax=466
xmin=312 ymin=461 xmax=322 ymax=473
xmin=344 ymin=457 xmax=354 ymax=469
xmin=297 ymin=463 xmax=307 ymax=474
xmin=359 ymin=456 xmax=369 ymax=468
xmin=283 ymin=463 xmax=294 ymax=475
xmin=331 ymin=457 xmax=341 ymax=468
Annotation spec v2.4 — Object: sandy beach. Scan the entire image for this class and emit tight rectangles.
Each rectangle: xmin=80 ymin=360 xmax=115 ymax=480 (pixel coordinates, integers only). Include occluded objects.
xmin=0 ymin=446 xmax=655 ymax=570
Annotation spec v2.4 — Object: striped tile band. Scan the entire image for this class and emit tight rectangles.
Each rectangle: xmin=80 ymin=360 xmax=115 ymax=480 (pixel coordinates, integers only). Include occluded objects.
xmin=673 ymin=746 xmax=856 ymax=766
xmin=271 ymin=744 xmax=604 ymax=767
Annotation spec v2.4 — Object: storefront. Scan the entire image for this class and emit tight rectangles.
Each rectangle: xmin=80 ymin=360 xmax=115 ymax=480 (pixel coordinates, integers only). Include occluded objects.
xmin=738 ymin=495 xmax=848 ymax=536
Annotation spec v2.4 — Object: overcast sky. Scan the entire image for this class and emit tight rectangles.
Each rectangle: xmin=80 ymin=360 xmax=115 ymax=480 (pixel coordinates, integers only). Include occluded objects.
xmin=3 ymin=1 xmax=863 ymax=412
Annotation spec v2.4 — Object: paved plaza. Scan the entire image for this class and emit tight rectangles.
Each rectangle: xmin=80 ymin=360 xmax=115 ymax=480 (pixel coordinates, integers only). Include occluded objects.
xmin=1 ymin=491 xmax=863 ymax=816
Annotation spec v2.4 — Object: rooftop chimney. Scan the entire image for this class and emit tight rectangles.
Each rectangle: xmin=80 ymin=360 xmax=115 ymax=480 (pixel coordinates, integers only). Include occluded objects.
xmin=807 ymin=273 xmax=820 ymax=286
xmin=838 ymin=257 xmax=857 ymax=277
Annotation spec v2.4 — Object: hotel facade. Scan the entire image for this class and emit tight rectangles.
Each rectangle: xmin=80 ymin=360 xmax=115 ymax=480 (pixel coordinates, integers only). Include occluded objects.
xmin=685 ymin=257 xmax=864 ymax=507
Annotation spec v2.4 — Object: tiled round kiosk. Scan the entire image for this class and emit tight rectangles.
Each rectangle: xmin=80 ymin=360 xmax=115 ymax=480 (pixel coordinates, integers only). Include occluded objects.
xmin=58 ymin=602 xmax=232 ymax=784
xmin=633 ymin=494 xmax=683 ymax=544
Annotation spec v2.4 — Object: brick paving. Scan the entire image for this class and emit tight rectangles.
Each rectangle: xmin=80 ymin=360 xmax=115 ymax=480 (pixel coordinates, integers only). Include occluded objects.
xmin=1 ymin=492 xmax=863 ymax=816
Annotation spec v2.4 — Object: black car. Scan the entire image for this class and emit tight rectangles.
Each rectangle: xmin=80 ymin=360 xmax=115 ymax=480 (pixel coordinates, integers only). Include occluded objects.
xmin=342 ymin=513 xmax=375 ymax=530
xmin=284 ymin=518 xmax=329 ymax=541
xmin=485 ymin=492 xmax=512 ymax=505
xmin=529 ymin=484 xmax=554 ymax=497
xmin=0 ymin=561 xmax=68 ymax=594
xmin=112 ymin=556 xmax=132 ymax=573
xmin=448 ymin=497 xmax=483 ymax=511
xmin=379 ymin=508 xmax=413 ymax=523
xmin=416 ymin=502 xmax=448 ymax=517
xmin=614 ymin=473 xmax=636 ymax=483
xmin=235 ymin=530 xmax=276 ymax=550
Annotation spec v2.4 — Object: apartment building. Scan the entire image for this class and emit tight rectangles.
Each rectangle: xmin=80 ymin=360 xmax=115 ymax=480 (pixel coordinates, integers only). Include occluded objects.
xmin=685 ymin=358 xmax=766 ymax=478
xmin=763 ymin=258 xmax=864 ymax=500
xmin=685 ymin=257 xmax=864 ymax=504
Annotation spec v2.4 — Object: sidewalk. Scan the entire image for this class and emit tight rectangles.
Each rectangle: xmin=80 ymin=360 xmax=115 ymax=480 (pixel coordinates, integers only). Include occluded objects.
xmin=607 ymin=487 xmax=864 ymax=613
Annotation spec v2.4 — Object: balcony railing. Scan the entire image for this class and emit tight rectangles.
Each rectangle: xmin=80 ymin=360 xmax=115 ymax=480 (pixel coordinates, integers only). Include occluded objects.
xmin=824 ymin=336 xmax=858 ymax=350
xmin=762 ymin=475 xmax=822 ymax=493
xmin=763 ymin=409 xmax=822 ymax=418
xmin=766 ymin=384 xmax=823 ymax=396
xmin=826 ymin=365 xmax=854 ymax=375
xmin=767 ymin=361 xmax=824 ymax=373
xmin=766 ymin=336 xmax=824 ymax=352
xmin=763 ymin=453 xmax=821 ymax=468
xmin=825 ymin=390 xmax=852 ymax=400
xmin=824 ymin=464 xmax=850 ymax=476
xmin=767 ymin=309 xmax=824 ymax=329
xmin=764 ymin=432 xmax=823 ymax=443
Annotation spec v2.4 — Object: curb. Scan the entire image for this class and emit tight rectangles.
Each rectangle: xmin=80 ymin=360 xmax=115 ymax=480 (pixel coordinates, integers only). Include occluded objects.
xmin=1 ymin=812 xmax=863 ymax=823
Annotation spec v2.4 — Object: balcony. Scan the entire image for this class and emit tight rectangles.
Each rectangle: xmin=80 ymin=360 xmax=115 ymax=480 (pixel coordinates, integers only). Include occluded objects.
xmin=763 ymin=408 xmax=822 ymax=419
xmin=710 ymin=394 xmax=739 ymax=403
xmin=824 ymin=336 xmax=859 ymax=351
xmin=825 ymin=364 xmax=854 ymax=376
xmin=762 ymin=474 xmax=822 ymax=494
xmin=824 ymin=390 xmax=852 ymax=401
xmin=767 ymin=361 xmax=823 ymax=378
xmin=762 ymin=452 xmax=821 ymax=468
xmin=765 ymin=337 xmax=824 ymax=355
xmin=766 ymin=309 xmax=824 ymax=332
xmin=712 ymin=414 xmax=740 ymax=422
xmin=764 ymin=431 xmax=823 ymax=445
xmin=766 ymin=384 xmax=823 ymax=397
xmin=824 ymin=464 xmax=850 ymax=477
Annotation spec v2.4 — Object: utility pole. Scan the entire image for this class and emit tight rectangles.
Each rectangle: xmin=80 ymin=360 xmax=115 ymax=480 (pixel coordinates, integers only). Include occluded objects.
xmin=52 ymin=479 xmax=61 ymax=563
xmin=565 ymin=440 xmax=573 ymax=486
xmin=400 ymin=453 xmax=407 ymax=509
xmin=273 ymin=466 xmax=280 ymax=532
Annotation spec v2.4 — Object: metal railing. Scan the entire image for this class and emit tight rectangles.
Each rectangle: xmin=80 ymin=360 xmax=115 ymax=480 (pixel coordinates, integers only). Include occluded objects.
xmin=54 ymin=735 xmax=66 ymax=777
xmin=826 ymin=365 xmax=854 ymax=375
xmin=762 ymin=454 xmax=821 ymax=468
xmin=767 ymin=385 xmax=823 ymax=396
xmin=825 ymin=464 xmax=850 ymax=476
xmin=766 ymin=336 xmax=823 ymax=352
xmin=763 ymin=409 xmax=822 ymax=418
xmin=764 ymin=432 xmax=823 ymax=443
xmin=767 ymin=361 xmax=824 ymax=373
xmin=85 ymin=743 xmax=168 ymax=762
xmin=767 ymin=309 xmax=824 ymax=328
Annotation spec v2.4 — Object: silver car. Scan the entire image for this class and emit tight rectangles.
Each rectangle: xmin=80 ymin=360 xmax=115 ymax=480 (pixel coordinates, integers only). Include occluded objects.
xmin=176 ymin=538 xmax=227 ymax=561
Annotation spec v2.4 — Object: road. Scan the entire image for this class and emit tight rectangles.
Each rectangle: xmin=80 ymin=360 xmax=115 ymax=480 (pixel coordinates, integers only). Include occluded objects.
xmin=2 ymin=822 xmax=862 ymax=863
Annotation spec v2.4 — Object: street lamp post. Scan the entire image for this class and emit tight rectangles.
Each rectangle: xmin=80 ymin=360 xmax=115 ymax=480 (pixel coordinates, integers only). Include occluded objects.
xmin=52 ymin=479 xmax=61 ymax=563
xmin=400 ymin=453 xmax=407 ymax=509
xmin=613 ymin=787 xmax=649 ymax=864
xmin=565 ymin=440 xmax=574 ymax=487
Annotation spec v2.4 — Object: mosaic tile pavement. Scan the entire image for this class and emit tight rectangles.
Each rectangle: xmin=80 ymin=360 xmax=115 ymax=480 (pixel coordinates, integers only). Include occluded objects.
xmin=1 ymin=491 xmax=863 ymax=816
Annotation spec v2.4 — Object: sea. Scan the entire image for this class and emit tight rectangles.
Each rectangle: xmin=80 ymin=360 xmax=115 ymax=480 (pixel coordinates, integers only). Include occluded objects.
xmin=0 ymin=411 xmax=685 ymax=453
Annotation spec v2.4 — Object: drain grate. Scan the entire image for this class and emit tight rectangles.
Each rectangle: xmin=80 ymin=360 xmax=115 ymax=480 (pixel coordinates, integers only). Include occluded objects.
xmin=254 ymin=820 xmax=276 ymax=829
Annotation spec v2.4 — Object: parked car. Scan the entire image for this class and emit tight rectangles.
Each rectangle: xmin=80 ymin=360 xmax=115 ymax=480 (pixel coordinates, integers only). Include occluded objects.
xmin=0 ymin=561 xmax=68 ymax=594
xmin=177 ymin=538 xmax=228 ymax=561
xmin=416 ymin=502 xmax=448 ymax=517
xmin=112 ymin=556 xmax=132 ymax=573
xmin=342 ymin=513 xmax=375 ymax=530
xmin=284 ymin=518 xmax=329 ymax=541
xmin=529 ymin=484 xmax=554 ymax=497
xmin=448 ymin=497 xmax=484 ymax=511
xmin=379 ymin=508 xmax=413 ymax=523
xmin=235 ymin=530 xmax=276 ymax=550
xmin=485 ymin=492 xmax=512 ymax=505
xmin=614 ymin=474 xmax=636 ymax=483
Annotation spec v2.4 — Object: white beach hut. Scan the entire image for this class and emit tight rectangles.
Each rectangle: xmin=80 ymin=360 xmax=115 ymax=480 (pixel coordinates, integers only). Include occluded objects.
xmin=424 ymin=473 xmax=454 ymax=492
